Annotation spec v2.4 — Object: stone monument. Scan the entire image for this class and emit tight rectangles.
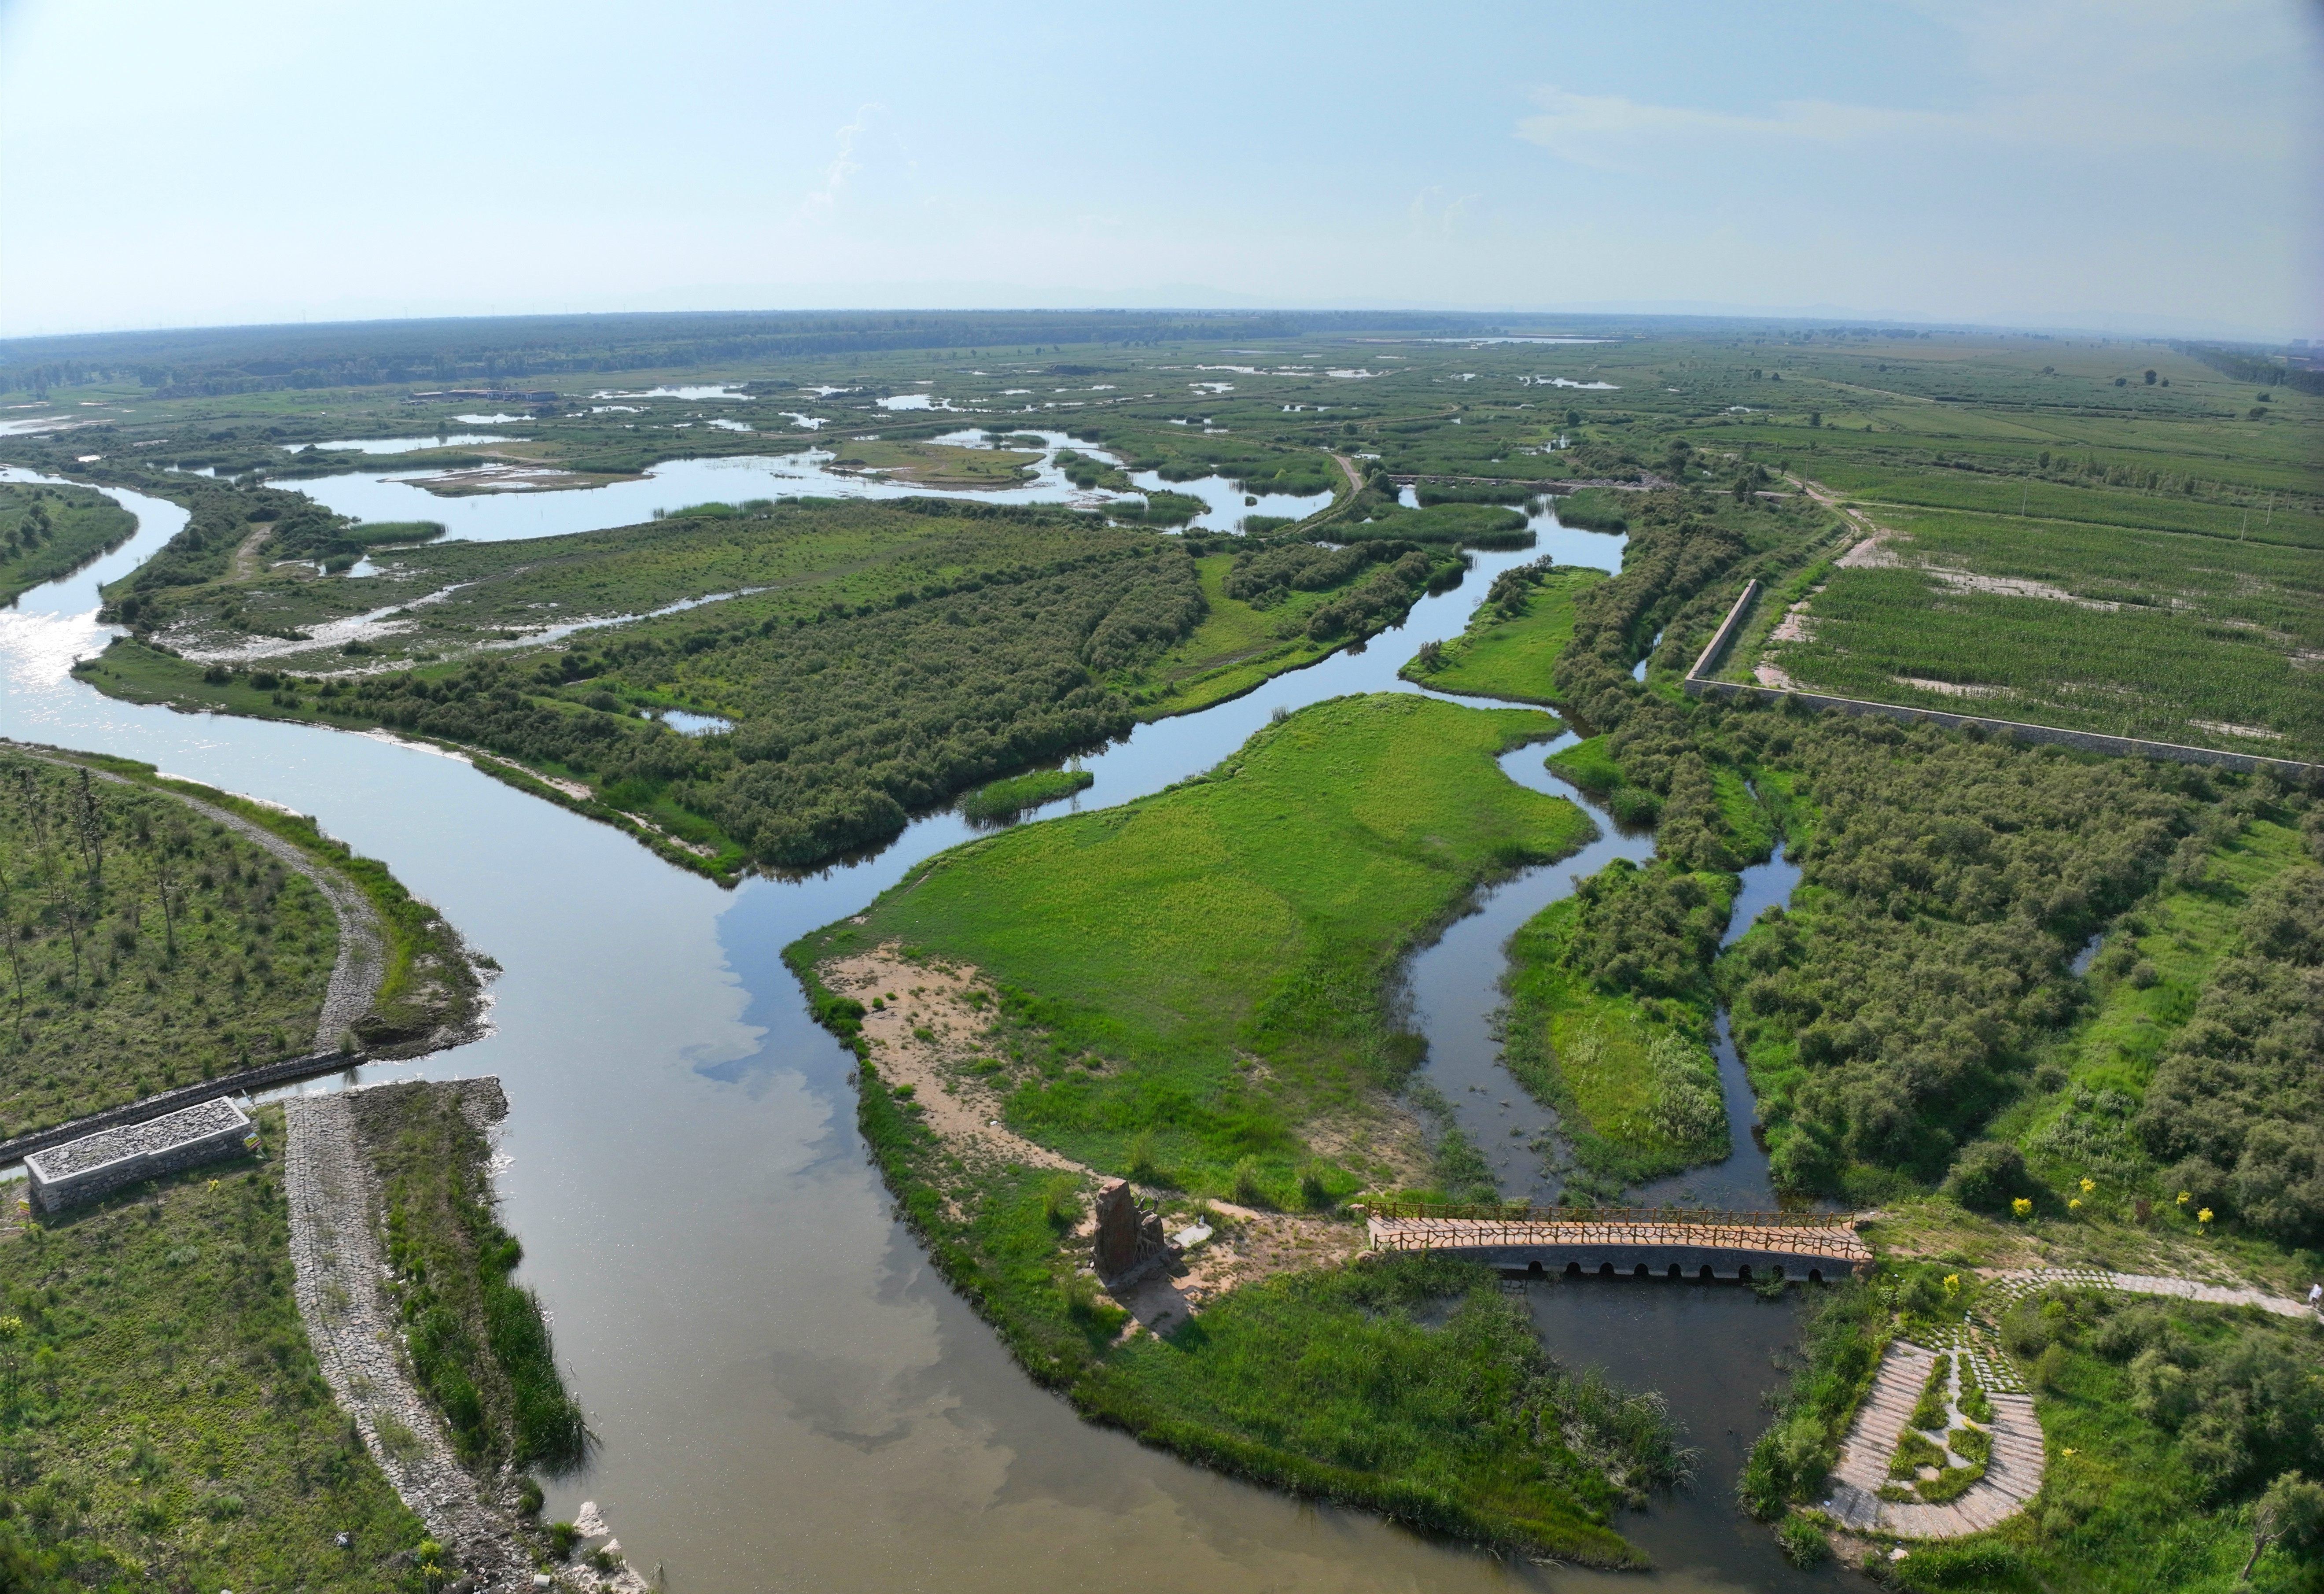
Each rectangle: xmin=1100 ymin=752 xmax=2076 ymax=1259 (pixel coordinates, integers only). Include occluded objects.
xmin=1092 ymin=1179 xmax=1176 ymax=1285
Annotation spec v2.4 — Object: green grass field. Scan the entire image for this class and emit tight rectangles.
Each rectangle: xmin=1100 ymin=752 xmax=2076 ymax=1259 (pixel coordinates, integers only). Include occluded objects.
xmin=803 ymin=693 xmax=1591 ymax=1192
xmin=1400 ymin=565 xmax=1604 ymax=704
xmin=0 ymin=1122 xmax=428 ymax=1593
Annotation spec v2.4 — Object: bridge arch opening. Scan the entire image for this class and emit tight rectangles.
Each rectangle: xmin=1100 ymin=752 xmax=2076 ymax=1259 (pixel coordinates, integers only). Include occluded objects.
xmin=1771 ymin=1265 xmax=1786 ymax=1282
xmin=1736 ymin=1264 xmax=1753 ymax=1281
xmin=1565 ymin=1261 xmax=1582 ymax=1278
xmin=1808 ymin=1268 xmax=1823 ymax=1284
xmin=1632 ymin=1263 xmax=1648 ymax=1278
xmin=1698 ymin=1265 xmax=1714 ymax=1280
xmin=1527 ymin=1260 xmax=1544 ymax=1278
xmin=1598 ymin=1262 xmax=1615 ymax=1278
xmin=1667 ymin=1262 xmax=1682 ymax=1279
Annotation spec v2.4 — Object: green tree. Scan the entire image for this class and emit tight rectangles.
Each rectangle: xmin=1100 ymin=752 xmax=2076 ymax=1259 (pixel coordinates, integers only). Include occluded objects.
xmin=2245 ymin=1471 xmax=2324 ymax=1579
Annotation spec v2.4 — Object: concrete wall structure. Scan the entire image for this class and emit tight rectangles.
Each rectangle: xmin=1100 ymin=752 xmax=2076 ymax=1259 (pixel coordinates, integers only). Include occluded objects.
xmin=25 ymin=1096 xmax=256 ymax=1211
xmin=0 ymin=1048 xmax=357 ymax=1172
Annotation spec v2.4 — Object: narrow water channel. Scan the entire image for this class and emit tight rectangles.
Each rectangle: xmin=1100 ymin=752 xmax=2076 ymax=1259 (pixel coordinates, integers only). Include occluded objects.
xmin=0 ymin=472 xmax=1833 ymax=1592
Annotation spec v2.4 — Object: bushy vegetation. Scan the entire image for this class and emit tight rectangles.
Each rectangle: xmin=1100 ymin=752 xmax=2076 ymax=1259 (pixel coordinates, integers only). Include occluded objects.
xmin=1724 ymin=716 xmax=2191 ymax=1196
xmin=89 ymin=497 xmax=1490 ymax=873
xmin=349 ymin=1081 xmax=589 ymax=1473
xmin=2131 ymin=857 xmax=2324 ymax=1245
xmin=0 ymin=483 xmax=135 ymax=604
xmin=1737 ymin=1277 xmax=1890 ymax=1516
xmin=0 ymin=749 xmax=339 ymax=1137
xmin=1087 ymin=1253 xmax=1692 ymax=1561
xmin=1960 ymin=1287 xmax=2324 ymax=1589
xmin=0 ymin=1130 xmax=427 ymax=1593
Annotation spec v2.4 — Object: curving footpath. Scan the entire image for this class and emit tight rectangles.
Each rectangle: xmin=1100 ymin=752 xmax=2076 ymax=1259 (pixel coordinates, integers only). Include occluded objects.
xmin=1822 ymin=1341 xmax=2044 ymax=1539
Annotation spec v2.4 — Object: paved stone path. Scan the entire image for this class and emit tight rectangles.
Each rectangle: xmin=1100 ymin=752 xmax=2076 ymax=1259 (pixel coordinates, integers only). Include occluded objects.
xmin=1823 ymin=1341 xmax=2044 ymax=1539
xmin=1984 ymin=1266 xmax=2316 ymax=1321
xmin=286 ymin=1088 xmax=533 ymax=1590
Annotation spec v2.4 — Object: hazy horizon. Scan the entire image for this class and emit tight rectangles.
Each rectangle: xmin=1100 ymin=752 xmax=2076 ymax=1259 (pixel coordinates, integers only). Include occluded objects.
xmin=2 ymin=0 xmax=2318 ymax=342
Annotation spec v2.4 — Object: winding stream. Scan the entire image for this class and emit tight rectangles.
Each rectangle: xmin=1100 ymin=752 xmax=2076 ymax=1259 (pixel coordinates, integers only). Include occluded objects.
xmin=0 ymin=474 xmax=1831 ymax=1592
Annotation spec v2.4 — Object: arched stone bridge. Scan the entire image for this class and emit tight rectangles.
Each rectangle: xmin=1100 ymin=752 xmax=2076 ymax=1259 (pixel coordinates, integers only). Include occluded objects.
xmin=1359 ymin=1203 xmax=1871 ymax=1284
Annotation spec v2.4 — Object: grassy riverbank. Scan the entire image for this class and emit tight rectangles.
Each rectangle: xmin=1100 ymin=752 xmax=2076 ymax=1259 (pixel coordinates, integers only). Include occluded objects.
xmin=346 ymin=1081 xmax=587 ymax=1474
xmin=0 ymin=483 xmax=137 ymax=605
xmin=1400 ymin=561 xmax=1605 ymax=705
xmin=787 ymin=695 xmax=1692 ymax=1561
xmin=0 ymin=1113 xmax=429 ymax=1593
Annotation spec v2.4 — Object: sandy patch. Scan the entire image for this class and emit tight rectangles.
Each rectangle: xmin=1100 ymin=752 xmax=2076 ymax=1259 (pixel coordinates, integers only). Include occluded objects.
xmin=1770 ymin=594 xmax=1820 ymax=643
xmin=823 ymin=949 xmax=1080 ymax=1173
xmin=820 ymin=943 xmax=1380 ymax=1322
xmin=2191 ymin=719 xmax=2283 ymax=742
xmin=1836 ymin=530 xmax=1900 ymax=568
xmin=1893 ymin=676 xmax=2007 ymax=699
xmin=1756 ymin=661 xmax=1801 ymax=690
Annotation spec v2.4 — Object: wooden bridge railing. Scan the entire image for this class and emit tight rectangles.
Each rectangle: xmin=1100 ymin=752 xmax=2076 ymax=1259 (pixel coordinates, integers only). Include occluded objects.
xmin=1359 ymin=1202 xmax=1853 ymax=1229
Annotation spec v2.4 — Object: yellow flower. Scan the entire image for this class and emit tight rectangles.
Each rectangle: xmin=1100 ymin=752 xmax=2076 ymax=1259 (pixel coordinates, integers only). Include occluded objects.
xmin=2069 ymin=1197 xmax=2083 ymax=1210
xmin=2080 ymin=1177 xmax=2096 ymax=1196
xmin=2062 ymin=1447 xmax=2077 ymax=1458
xmin=2199 ymin=1208 xmax=2214 ymax=1225
xmin=2178 ymin=1191 xmax=2192 ymax=1206
xmin=1943 ymin=1274 xmax=1961 ymax=1296
xmin=2012 ymin=1197 xmax=2034 ymax=1219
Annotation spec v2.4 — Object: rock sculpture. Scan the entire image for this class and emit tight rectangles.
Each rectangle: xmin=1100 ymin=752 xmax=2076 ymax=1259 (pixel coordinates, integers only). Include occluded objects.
xmin=1092 ymin=1179 xmax=1176 ymax=1285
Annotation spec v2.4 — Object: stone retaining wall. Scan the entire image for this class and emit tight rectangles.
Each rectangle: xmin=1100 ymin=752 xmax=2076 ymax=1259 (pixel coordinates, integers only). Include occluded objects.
xmin=26 ymin=1096 xmax=256 ymax=1211
xmin=0 ymin=1048 xmax=362 ymax=1172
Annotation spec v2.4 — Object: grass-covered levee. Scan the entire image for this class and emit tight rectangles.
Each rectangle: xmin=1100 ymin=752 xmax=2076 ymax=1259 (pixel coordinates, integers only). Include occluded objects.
xmin=789 ymin=694 xmax=1700 ymax=1564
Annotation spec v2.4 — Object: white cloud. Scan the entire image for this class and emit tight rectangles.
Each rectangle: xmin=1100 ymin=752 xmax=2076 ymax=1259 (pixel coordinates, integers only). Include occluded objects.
xmin=803 ymin=103 xmax=884 ymax=214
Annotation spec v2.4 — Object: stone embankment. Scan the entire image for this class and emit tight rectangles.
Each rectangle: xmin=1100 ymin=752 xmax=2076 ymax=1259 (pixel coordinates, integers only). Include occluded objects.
xmin=286 ymin=1080 xmax=648 ymax=1594
xmin=25 ymin=1096 xmax=252 ymax=1210
xmin=286 ymin=1085 xmax=535 ymax=1591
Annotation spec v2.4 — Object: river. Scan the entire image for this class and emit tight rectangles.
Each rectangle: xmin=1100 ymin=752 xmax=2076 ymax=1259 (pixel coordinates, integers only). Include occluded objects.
xmin=0 ymin=472 xmax=1832 ymax=1592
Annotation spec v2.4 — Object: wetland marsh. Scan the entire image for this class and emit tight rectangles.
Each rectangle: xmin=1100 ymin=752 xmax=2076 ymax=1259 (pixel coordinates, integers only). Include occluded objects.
xmin=6 ymin=311 xmax=2321 ymax=1592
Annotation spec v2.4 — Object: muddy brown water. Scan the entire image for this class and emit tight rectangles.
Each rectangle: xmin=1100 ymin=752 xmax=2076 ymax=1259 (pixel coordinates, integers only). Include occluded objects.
xmin=0 ymin=472 xmax=1834 ymax=1590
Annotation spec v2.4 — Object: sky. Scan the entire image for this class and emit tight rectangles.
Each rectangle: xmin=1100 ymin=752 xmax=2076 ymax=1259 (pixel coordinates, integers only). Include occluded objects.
xmin=0 ymin=0 xmax=2317 ymax=340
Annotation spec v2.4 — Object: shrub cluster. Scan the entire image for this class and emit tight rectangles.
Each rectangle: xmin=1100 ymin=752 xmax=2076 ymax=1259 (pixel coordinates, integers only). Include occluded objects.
xmin=2136 ymin=861 xmax=2324 ymax=1243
